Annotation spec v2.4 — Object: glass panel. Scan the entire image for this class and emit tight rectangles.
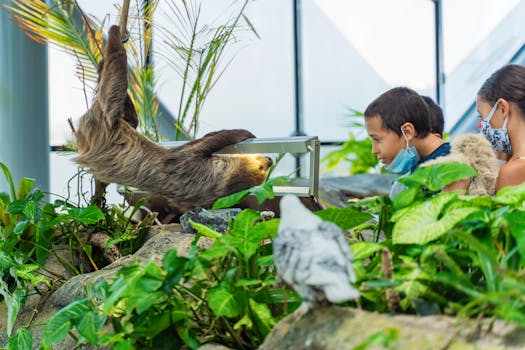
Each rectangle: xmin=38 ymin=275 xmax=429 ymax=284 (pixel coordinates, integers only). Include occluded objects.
xmin=303 ymin=0 xmax=436 ymax=141
xmin=442 ymin=0 xmax=523 ymax=131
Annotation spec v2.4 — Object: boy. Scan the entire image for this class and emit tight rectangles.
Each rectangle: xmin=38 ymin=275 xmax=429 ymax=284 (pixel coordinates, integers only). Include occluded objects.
xmin=422 ymin=95 xmax=445 ymax=138
xmin=364 ymin=87 xmax=450 ymax=199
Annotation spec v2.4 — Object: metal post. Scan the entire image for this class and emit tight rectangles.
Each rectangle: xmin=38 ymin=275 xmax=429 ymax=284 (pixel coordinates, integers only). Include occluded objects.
xmin=434 ymin=0 xmax=445 ymax=108
xmin=0 ymin=0 xmax=49 ymax=194
xmin=292 ymin=0 xmax=305 ymax=176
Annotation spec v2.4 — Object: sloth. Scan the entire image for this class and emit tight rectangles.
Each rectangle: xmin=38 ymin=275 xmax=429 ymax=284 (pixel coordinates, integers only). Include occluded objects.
xmin=74 ymin=25 xmax=272 ymax=211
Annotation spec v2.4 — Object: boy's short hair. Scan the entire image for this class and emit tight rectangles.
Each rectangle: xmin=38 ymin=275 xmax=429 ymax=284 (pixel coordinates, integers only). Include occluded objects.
xmin=421 ymin=95 xmax=444 ymax=137
xmin=364 ymin=87 xmax=431 ymax=138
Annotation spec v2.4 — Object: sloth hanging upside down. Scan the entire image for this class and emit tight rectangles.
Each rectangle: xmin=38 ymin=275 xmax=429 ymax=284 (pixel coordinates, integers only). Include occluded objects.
xmin=74 ymin=25 xmax=272 ymax=212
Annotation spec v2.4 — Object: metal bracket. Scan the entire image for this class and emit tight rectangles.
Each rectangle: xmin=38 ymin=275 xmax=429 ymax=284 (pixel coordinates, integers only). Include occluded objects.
xmin=160 ymin=136 xmax=320 ymax=198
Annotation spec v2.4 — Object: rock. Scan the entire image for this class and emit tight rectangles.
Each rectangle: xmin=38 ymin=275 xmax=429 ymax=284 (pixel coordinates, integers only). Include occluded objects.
xmin=260 ymin=306 xmax=525 ymax=350
xmin=179 ymin=207 xmax=241 ymax=233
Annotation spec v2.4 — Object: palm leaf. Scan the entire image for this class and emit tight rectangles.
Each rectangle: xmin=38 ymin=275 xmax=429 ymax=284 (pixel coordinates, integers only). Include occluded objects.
xmin=3 ymin=0 xmax=103 ymax=83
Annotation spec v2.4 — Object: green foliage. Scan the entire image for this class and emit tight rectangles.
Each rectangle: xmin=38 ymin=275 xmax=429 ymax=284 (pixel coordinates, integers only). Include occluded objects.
xmin=40 ymin=209 xmax=290 ymax=349
xmin=0 ymin=162 xmax=155 ymax=339
xmin=322 ymin=110 xmax=379 ymax=175
xmin=348 ymin=163 xmax=525 ymax=325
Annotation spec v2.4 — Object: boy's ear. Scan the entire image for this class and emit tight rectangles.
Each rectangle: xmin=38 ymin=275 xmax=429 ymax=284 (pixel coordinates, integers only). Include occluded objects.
xmin=401 ymin=122 xmax=416 ymax=140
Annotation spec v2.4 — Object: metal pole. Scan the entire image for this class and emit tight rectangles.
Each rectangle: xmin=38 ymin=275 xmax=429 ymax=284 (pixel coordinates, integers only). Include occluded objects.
xmin=434 ymin=0 xmax=445 ymax=108
xmin=0 ymin=0 xmax=49 ymax=194
xmin=292 ymin=0 xmax=305 ymax=176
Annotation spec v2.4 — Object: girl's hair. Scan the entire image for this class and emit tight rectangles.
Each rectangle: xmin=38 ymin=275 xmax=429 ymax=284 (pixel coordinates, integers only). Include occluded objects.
xmin=478 ymin=64 xmax=525 ymax=116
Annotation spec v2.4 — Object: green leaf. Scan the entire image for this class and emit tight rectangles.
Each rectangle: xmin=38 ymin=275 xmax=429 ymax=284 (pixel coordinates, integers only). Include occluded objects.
xmin=15 ymin=264 xmax=50 ymax=287
xmin=251 ymin=218 xmax=279 ymax=240
xmin=0 ymin=161 xmax=17 ymax=201
xmin=76 ymin=310 xmax=106 ymax=345
xmin=13 ymin=220 xmax=29 ymax=237
xmin=392 ymin=192 xmax=478 ymax=244
xmin=162 ymin=249 xmax=187 ymax=291
xmin=507 ymin=211 xmax=525 ymax=259
xmin=207 ymin=284 xmax=244 ymax=318
xmin=189 ymin=219 xmax=222 ymax=238
xmin=235 ymin=279 xmax=262 ymax=287
xmin=0 ymin=281 xmax=27 ymax=336
xmin=351 ymin=242 xmax=384 ymax=260
xmin=250 ymin=181 xmax=275 ymax=205
xmin=41 ymin=299 xmax=90 ymax=346
xmin=7 ymin=200 xmax=27 ymax=215
xmin=398 ymin=162 xmax=477 ymax=192
xmin=315 ymin=207 xmax=373 ymax=230
xmin=212 ymin=189 xmax=250 ymax=210
xmin=226 ymin=209 xmax=261 ymax=260
xmin=17 ymin=177 xmax=35 ymax=200
xmin=494 ymin=182 xmax=525 ymax=205
xmin=392 ymin=186 xmax=420 ymax=210
xmin=249 ymin=298 xmax=275 ymax=337
xmin=68 ymin=206 xmax=104 ymax=225
xmin=22 ymin=201 xmax=38 ymax=221
xmin=104 ymin=263 xmax=145 ymax=313
xmin=7 ymin=327 xmax=33 ymax=350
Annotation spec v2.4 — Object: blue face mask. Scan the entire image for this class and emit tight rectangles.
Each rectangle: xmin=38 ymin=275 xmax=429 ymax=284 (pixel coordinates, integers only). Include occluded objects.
xmin=480 ymin=102 xmax=512 ymax=154
xmin=385 ymin=127 xmax=420 ymax=174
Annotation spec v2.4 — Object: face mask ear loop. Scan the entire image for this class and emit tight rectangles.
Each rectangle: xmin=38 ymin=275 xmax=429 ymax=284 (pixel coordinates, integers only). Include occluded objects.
xmin=485 ymin=102 xmax=499 ymax=123
xmin=502 ymin=115 xmax=509 ymax=129
xmin=400 ymin=126 xmax=412 ymax=153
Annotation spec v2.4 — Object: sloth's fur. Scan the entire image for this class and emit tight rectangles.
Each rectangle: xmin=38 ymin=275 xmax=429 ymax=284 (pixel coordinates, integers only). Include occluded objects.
xmin=74 ymin=25 xmax=271 ymax=211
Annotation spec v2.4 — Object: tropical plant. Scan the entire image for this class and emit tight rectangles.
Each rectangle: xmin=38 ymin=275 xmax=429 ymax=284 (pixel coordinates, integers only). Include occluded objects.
xmin=3 ymin=0 xmax=255 ymax=141
xmin=322 ymin=109 xmax=379 ymax=175
xmin=0 ymin=161 xmax=155 ymax=339
xmin=348 ymin=162 xmax=525 ymax=325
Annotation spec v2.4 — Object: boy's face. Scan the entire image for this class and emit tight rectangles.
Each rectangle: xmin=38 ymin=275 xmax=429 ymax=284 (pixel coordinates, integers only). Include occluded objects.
xmin=365 ymin=115 xmax=405 ymax=166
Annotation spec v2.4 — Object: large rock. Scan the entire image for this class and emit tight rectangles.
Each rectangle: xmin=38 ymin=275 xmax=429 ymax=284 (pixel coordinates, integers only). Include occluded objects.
xmin=260 ymin=306 xmax=525 ymax=350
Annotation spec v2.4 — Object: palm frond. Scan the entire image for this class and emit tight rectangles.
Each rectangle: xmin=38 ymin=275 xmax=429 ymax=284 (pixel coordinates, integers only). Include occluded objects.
xmin=3 ymin=0 xmax=103 ymax=83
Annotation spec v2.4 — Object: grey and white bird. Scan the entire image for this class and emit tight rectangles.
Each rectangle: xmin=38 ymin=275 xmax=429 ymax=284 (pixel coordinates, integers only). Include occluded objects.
xmin=273 ymin=195 xmax=359 ymax=315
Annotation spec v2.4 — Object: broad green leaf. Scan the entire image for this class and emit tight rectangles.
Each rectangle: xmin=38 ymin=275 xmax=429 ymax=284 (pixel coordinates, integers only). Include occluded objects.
xmin=104 ymin=263 xmax=145 ymax=313
xmin=226 ymin=209 xmax=261 ymax=260
xmin=256 ymin=255 xmax=274 ymax=267
xmin=7 ymin=200 xmax=27 ymax=215
xmin=234 ymin=313 xmax=253 ymax=330
xmin=350 ymin=242 xmax=384 ymax=260
xmin=7 ymin=327 xmax=32 ymax=350
xmin=212 ymin=189 xmax=250 ymax=210
xmin=249 ymin=298 xmax=275 ymax=337
xmin=250 ymin=218 xmax=279 ymax=240
xmin=507 ymin=211 xmax=525 ymax=260
xmin=22 ymin=201 xmax=37 ymax=221
xmin=315 ymin=207 xmax=373 ymax=230
xmin=392 ymin=186 xmax=419 ymax=210
xmin=250 ymin=181 xmax=275 ymax=205
xmin=398 ymin=162 xmax=476 ymax=192
xmin=36 ymin=221 xmax=52 ymax=266
xmin=199 ymin=239 xmax=232 ymax=260
xmin=494 ymin=182 xmax=525 ymax=205
xmin=0 ymin=281 xmax=27 ymax=336
xmin=113 ymin=340 xmax=136 ymax=350
xmin=392 ymin=192 xmax=478 ymax=244
xmin=76 ymin=310 xmax=106 ymax=345
xmin=68 ymin=206 xmax=104 ymax=225
xmin=15 ymin=264 xmax=50 ymax=287
xmin=13 ymin=220 xmax=29 ymax=237
xmin=207 ymin=284 xmax=244 ymax=318
xmin=41 ymin=299 xmax=90 ymax=346
xmin=17 ymin=177 xmax=35 ymax=200
xmin=189 ymin=219 xmax=222 ymax=238
xmin=162 ymin=249 xmax=187 ymax=290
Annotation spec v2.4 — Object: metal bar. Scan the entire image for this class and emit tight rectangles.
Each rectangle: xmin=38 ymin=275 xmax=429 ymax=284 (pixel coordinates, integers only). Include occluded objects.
xmin=434 ymin=0 xmax=445 ymax=107
xmin=160 ymin=136 xmax=318 ymax=154
xmin=292 ymin=0 xmax=304 ymax=176
xmin=308 ymin=137 xmax=320 ymax=197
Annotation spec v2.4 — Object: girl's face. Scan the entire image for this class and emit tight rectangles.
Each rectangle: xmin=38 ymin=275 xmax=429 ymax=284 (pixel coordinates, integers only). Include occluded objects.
xmin=365 ymin=115 xmax=405 ymax=166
